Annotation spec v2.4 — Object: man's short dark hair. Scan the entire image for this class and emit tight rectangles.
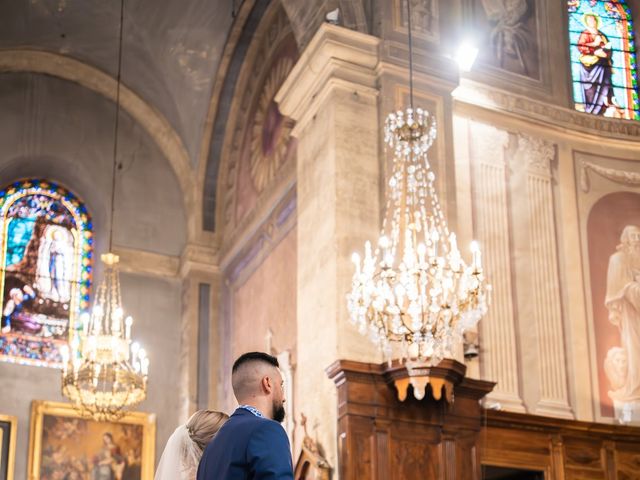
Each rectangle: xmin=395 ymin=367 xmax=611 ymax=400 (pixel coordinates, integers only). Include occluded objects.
xmin=232 ymin=352 xmax=279 ymax=373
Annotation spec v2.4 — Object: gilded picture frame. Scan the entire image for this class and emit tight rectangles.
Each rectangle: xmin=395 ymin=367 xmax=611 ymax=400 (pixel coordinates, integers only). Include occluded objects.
xmin=0 ymin=414 xmax=17 ymax=480
xmin=28 ymin=401 xmax=155 ymax=480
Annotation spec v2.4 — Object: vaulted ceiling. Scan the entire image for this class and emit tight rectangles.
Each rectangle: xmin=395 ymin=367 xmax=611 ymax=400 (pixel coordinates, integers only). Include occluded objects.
xmin=0 ymin=0 xmax=234 ymax=166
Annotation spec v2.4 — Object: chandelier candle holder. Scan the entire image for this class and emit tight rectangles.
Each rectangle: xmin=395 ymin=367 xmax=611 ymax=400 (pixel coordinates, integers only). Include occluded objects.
xmin=346 ymin=107 xmax=490 ymax=402
xmin=61 ymin=253 xmax=148 ymax=421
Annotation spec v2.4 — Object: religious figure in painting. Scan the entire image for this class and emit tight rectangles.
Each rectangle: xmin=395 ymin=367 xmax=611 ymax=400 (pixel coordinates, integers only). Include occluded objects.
xmin=1 ymin=284 xmax=36 ymax=333
xmin=481 ymin=0 xmax=532 ymax=75
xmin=605 ymin=225 xmax=640 ymax=401
xmin=91 ymin=433 xmax=126 ymax=480
xmin=36 ymin=225 xmax=73 ymax=303
xmin=577 ymin=13 xmax=618 ymax=116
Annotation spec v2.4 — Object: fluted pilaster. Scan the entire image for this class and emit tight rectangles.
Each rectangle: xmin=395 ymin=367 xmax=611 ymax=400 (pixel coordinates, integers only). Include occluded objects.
xmin=470 ymin=122 xmax=525 ymax=412
xmin=518 ymin=135 xmax=573 ymax=418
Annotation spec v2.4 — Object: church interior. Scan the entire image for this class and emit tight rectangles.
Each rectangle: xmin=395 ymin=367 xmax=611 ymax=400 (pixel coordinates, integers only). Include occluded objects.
xmin=1 ymin=0 xmax=640 ymax=478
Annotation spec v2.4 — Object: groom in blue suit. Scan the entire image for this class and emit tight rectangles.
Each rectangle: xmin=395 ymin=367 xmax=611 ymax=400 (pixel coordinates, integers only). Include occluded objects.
xmin=197 ymin=352 xmax=293 ymax=479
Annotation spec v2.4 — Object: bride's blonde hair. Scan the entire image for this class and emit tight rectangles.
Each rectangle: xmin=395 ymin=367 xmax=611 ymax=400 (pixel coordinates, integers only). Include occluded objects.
xmin=186 ymin=410 xmax=229 ymax=451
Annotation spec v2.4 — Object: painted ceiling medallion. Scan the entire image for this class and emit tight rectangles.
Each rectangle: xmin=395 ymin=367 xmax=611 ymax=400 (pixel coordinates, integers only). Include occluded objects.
xmin=250 ymin=56 xmax=295 ymax=193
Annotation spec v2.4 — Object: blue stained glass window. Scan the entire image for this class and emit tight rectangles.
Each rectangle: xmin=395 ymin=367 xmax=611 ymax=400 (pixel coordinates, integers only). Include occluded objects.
xmin=568 ymin=0 xmax=639 ymax=120
xmin=0 ymin=179 xmax=93 ymax=367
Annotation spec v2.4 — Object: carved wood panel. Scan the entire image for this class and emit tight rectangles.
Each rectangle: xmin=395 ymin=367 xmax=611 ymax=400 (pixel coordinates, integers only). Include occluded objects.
xmin=328 ymin=361 xmax=640 ymax=480
xmin=481 ymin=411 xmax=640 ymax=480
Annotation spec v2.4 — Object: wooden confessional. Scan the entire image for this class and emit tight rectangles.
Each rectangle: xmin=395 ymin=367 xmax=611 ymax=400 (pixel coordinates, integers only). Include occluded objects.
xmin=324 ymin=360 xmax=640 ymax=480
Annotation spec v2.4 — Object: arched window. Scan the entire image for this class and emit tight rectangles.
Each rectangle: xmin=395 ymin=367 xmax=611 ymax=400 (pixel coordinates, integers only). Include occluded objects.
xmin=568 ymin=0 xmax=639 ymax=120
xmin=0 ymin=179 xmax=93 ymax=367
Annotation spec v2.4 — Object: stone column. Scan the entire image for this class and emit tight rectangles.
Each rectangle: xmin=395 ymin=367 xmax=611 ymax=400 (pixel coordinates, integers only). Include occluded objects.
xmin=177 ymin=242 xmax=220 ymax=420
xmin=516 ymin=135 xmax=573 ymax=418
xmin=276 ymin=23 xmax=382 ymax=467
xmin=469 ymin=121 xmax=526 ymax=412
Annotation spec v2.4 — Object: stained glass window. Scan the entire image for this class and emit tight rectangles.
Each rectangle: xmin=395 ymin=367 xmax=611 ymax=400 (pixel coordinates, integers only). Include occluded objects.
xmin=568 ymin=0 xmax=639 ymax=120
xmin=0 ymin=179 xmax=92 ymax=367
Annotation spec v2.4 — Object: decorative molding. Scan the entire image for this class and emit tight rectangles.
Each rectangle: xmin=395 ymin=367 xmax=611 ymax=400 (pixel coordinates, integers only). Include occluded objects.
xmin=222 ymin=186 xmax=296 ymax=285
xmin=250 ymin=56 xmax=296 ymax=193
xmin=113 ymin=246 xmax=180 ymax=278
xmin=220 ymin=4 xmax=295 ymax=230
xmin=515 ymin=135 xmax=573 ymax=419
xmin=470 ymin=122 xmax=525 ymax=412
xmin=453 ymin=80 xmax=640 ymax=141
xmin=580 ymin=161 xmax=640 ymax=193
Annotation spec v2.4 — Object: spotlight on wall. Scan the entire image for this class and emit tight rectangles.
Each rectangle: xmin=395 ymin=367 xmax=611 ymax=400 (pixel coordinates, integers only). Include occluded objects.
xmin=455 ymin=41 xmax=479 ymax=72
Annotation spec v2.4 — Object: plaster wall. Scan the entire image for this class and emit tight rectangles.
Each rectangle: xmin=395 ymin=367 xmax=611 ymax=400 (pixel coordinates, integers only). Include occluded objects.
xmin=231 ymin=226 xmax=297 ymax=362
xmin=0 ymin=72 xmax=186 ymax=478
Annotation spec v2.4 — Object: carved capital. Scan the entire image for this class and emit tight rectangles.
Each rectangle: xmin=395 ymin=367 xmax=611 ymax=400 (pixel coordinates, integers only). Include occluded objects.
xmin=517 ymin=134 xmax=554 ymax=176
xmin=470 ymin=122 xmax=509 ymax=167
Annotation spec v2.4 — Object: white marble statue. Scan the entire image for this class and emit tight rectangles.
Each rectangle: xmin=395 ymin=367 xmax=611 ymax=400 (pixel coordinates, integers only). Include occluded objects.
xmin=605 ymin=225 xmax=640 ymax=416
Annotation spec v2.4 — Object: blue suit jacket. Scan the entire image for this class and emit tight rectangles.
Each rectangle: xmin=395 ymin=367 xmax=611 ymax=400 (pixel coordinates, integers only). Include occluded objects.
xmin=197 ymin=408 xmax=293 ymax=480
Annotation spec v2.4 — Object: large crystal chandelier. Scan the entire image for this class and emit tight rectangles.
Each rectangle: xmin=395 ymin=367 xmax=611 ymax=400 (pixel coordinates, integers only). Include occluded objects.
xmin=60 ymin=0 xmax=148 ymax=421
xmin=346 ymin=0 xmax=489 ymax=370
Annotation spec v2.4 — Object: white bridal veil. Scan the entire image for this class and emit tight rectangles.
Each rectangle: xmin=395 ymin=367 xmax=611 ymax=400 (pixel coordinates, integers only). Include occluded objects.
xmin=154 ymin=425 xmax=202 ymax=480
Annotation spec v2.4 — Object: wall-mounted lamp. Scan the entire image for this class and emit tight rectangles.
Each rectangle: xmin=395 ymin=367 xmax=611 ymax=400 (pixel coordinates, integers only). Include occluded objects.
xmin=455 ymin=41 xmax=479 ymax=72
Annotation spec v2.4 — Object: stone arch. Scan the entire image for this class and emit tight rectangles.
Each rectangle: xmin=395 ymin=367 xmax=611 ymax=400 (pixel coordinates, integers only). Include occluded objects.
xmin=202 ymin=0 xmax=299 ymax=235
xmin=0 ymin=49 xmax=196 ymax=238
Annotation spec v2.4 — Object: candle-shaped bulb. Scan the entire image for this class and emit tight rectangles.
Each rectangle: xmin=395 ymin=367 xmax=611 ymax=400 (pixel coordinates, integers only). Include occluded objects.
xmin=379 ymin=236 xmax=390 ymax=249
xmin=61 ymin=344 xmax=69 ymax=365
xmin=384 ymin=252 xmax=394 ymax=266
xmin=125 ymin=316 xmax=133 ymax=339
xmin=470 ymin=240 xmax=480 ymax=270
xmin=81 ymin=312 xmax=90 ymax=334
xmin=141 ymin=357 xmax=149 ymax=376
xmin=131 ymin=341 xmax=140 ymax=356
xmin=449 ymin=232 xmax=458 ymax=252
xmin=364 ymin=240 xmax=372 ymax=259
xmin=417 ymin=243 xmax=427 ymax=262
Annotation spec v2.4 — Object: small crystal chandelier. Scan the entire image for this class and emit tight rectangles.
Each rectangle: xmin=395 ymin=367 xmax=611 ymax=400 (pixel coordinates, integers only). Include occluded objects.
xmin=61 ymin=254 xmax=148 ymax=421
xmin=60 ymin=0 xmax=148 ymax=421
xmin=347 ymin=0 xmax=489 ymax=371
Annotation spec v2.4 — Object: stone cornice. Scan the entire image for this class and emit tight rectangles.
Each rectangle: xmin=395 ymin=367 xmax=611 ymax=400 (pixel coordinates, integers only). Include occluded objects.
xmin=179 ymin=242 xmax=220 ymax=277
xmin=453 ymin=79 xmax=640 ymax=143
xmin=276 ymin=23 xmax=380 ymax=132
xmin=113 ymin=246 xmax=180 ymax=278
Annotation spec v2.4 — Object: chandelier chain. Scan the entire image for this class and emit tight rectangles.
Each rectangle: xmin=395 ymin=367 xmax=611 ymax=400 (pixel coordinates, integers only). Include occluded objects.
xmin=407 ymin=0 xmax=414 ymax=110
xmin=109 ymin=0 xmax=126 ymax=252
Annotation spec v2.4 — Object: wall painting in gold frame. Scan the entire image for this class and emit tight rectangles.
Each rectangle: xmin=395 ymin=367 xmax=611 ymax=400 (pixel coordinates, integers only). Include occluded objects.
xmin=0 ymin=414 xmax=17 ymax=480
xmin=28 ymin=401 xmax=155 ymax=480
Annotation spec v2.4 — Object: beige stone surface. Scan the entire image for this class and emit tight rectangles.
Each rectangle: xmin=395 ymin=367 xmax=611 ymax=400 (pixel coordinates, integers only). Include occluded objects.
xmin=277 ymin=23 xmax=383 ymax=466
